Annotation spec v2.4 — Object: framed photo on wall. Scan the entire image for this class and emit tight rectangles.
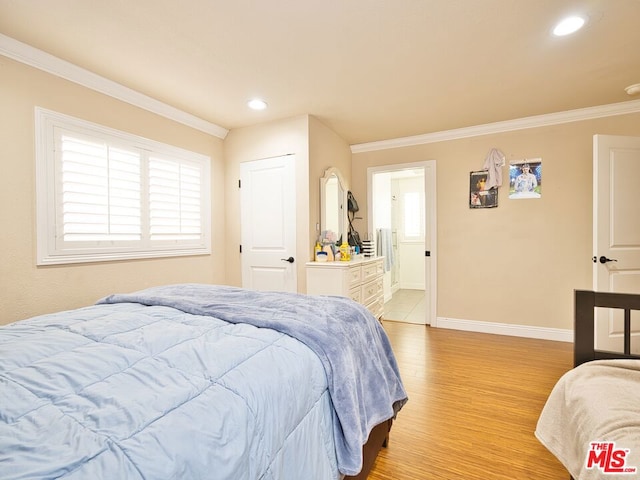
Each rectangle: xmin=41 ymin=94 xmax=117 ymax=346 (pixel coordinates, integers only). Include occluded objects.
xmin=469 ymin=170 xmax=498 ymax=209
xmin=509 ymin=158 xmax=542 ymax=199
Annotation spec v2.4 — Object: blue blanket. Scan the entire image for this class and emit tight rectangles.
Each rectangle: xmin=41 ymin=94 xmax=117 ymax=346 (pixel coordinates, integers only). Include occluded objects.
xmin=1 ymin=298 xmax=339 ymax=479
xmin=99 ymin=283 xmax=408 ymax=476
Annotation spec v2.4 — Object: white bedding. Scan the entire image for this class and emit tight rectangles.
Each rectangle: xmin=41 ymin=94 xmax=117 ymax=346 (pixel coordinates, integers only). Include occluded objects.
xmin=536 ymin=359 xmax=640 ymax=479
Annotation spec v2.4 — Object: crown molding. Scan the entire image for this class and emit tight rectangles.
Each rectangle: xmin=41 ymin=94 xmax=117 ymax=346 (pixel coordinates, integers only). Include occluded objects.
xmin=4 ymin=33 xmax=638 ymax=148
xmin=351 ymin=99 xmax=640 ymax=154
xmin=0 ymin=34 xmax=228 ymax=139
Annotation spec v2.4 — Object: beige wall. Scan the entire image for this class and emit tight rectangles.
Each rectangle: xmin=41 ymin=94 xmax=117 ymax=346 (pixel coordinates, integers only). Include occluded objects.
xmin=224 ymin=115 xmax=351 ymax=292
xmin=0 ymin=57 xmax=225 ymax=325
xmin=4 ymin=51 xmax=640 ymax=336
xmin=223 ymin=115 xmax=352 ymax=293
xmin=1 ymin=56 xmax=353 ymax=324
xmin=351 ymin=113 xmax=640 ymax=331
xmin=223 ymin=115 xmax=310 ymax=290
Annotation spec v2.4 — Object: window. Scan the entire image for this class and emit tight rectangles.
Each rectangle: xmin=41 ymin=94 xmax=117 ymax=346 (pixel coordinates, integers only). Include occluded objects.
xmin=36 ymin=108 xmax=211 ymax=265
xmin=403 ymin=191 xmax=424 ymax=239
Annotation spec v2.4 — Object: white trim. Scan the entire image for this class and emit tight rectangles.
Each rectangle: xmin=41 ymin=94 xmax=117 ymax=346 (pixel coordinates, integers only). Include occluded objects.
xmin=0 ymin=34 xmax=228 ymax=139
xmin=7 ymin=31 xmax=638 ymax=153
xmin=351 ymin=99 xmax=640 ymax=153
xmin=434 ymin=316 xmax=573 ymax=343
xmin=368 ymin=161 xmax=437 ymax=326
xmin=425 ymin=162 xmax=437 ymax=327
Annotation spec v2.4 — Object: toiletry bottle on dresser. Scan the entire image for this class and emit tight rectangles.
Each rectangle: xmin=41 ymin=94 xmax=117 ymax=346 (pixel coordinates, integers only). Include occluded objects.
xmin=339 ymin=241 xmax=350 ymax=262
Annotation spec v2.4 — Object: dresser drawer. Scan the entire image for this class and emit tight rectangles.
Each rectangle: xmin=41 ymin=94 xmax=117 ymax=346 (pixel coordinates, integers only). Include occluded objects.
xmin=305 ymin=258 xmax=385 ymax=319
xmin=349 ymin=286 xmax=362 ymax=303
xmin=375 ymin=260 xmax=384 ymax=276
xmin=347 ymin=265 xmax=362 ymax=288
xmin=361 ymin=277 xmax=383 ymax=306
xmin=366 ymin=295 xmax=384 ymax=320
xmin=362 ymin=261 xmax=381 ymax=282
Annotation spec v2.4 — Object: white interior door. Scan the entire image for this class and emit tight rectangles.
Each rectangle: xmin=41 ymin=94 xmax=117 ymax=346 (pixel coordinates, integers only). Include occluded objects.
xmin=240 ymin=155 xmax=297 ymax=292
xmin=594 ymin=134 xmax=640 ymax=352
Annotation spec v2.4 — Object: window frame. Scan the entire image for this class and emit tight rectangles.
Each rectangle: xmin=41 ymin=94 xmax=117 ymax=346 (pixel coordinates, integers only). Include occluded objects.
xmin=35 ymin=107 xmax=211 ymax=265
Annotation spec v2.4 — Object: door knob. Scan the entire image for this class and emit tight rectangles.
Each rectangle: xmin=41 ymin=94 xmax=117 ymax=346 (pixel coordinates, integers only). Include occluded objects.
xmin=281 ymin=256 xmax=295 ymax=263
xmin=598 ymin=256 xmax=618 ymax=264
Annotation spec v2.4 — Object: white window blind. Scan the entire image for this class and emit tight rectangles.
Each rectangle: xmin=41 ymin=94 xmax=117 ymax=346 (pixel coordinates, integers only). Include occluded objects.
xmin=60 ymin=134 xmax=142 ymax=242
xmin=36 ymin=108 xmax=211 ymax=265
xmin=149 ymin=157 xmax=202 ymax=241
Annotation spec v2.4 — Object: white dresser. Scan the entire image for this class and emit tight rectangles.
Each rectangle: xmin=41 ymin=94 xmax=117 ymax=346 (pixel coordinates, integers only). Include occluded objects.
xmin=306 ymin=256 xmax=384 ymax=319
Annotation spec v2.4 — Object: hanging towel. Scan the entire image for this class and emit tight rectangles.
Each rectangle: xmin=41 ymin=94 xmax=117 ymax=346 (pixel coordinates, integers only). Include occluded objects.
xmin=482 ymin=148 xmax=505 ymax=190
xmin=376 ymin=228 xmax=394 ymax=272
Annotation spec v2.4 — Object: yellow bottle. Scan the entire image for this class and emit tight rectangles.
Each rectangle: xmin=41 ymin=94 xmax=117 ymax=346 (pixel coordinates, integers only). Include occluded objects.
xmin=314 ymin=241 xmax=322 ymax=261
xmin=339 ymin=241 xmax=350 ymax=262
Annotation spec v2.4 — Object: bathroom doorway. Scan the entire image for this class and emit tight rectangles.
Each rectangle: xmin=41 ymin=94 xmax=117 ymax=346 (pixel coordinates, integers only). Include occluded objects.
xmin=368 ymin=161 xmax=436 ymax=325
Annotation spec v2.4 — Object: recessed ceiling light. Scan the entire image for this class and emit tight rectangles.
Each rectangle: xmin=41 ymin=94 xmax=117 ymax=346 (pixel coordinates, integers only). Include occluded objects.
xmin=248 ymin=98 xmax=267 ymax=110
xmin=553 ymin=15 xmax=586 ymax=36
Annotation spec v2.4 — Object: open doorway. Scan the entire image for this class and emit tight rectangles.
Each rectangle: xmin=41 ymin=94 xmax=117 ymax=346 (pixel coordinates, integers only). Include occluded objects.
xmin=367 ymin=161 xmax=436 ymax=325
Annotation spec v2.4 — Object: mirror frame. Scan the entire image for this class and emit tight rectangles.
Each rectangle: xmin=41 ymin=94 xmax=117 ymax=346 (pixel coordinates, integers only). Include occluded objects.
xmin=319 ymin=167 xmax=348 ymax=244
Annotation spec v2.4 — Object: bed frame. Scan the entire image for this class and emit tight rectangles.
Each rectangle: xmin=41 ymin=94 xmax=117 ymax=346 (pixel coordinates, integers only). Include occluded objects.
xmin=569 ymin=290 xmax=640 ymax=480
xmin=344 ymin=419 xmax=392 ymax=479
xmin=574 ymin=289 xmax=640 ymax=366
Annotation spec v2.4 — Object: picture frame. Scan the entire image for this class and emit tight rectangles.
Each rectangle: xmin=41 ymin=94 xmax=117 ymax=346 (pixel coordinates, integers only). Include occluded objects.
xmin=469 ymin=171 xmax=498 ymax=209
xmin=509 ymin=158 xmax=542 ymax=199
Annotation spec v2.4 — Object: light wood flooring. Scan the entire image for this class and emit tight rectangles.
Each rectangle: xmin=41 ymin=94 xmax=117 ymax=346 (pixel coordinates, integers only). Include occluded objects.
xmin=369 ymin=321 xmax=573 ymax=480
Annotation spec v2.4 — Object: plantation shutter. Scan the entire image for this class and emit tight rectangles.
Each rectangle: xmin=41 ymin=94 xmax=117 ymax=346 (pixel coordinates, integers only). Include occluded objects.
xmin=59 ymin=133 xmax=141 ymax=243
xmin=37 ymin=108 xmax=211 ymax=265
xmin=149 ymin=157 xmax=203 ymax=241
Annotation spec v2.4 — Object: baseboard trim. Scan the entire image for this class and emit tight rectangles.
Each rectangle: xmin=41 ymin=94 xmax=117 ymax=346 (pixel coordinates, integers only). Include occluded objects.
xmin=434 ymin=316 xmax=573 ymax=343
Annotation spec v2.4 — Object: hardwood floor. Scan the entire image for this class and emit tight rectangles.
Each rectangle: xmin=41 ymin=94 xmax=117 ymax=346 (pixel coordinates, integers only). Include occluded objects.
xmin=369 ymin=321 xmax=573 ymax=480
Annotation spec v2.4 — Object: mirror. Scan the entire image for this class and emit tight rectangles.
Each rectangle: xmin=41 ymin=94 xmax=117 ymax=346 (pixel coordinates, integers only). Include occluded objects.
xmin=320 ymin=167 xmax=347 ymax=244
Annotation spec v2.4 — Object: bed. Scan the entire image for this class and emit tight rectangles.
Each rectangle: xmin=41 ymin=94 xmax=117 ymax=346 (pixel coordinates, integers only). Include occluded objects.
xmin=536 ymin=290 xmax=640 ymax=480
xmin=0 ymin=283 xmax=407 ymax=480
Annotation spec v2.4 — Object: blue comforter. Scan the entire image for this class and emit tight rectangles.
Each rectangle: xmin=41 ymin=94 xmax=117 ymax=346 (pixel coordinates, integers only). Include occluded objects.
xmin=0 ymin=284 xmax=407 ymax=478
xmin=99 ymin=284 xmax=408 ymax=475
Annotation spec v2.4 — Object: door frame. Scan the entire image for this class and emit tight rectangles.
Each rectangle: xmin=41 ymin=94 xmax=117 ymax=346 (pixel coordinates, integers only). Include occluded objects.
xmin=367 ymin=160 xmax=437 ymax=325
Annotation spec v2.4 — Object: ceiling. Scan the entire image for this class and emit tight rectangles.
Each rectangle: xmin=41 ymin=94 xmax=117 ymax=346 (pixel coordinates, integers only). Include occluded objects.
xmin=1 ymin=0 xmax=639 ymax=145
